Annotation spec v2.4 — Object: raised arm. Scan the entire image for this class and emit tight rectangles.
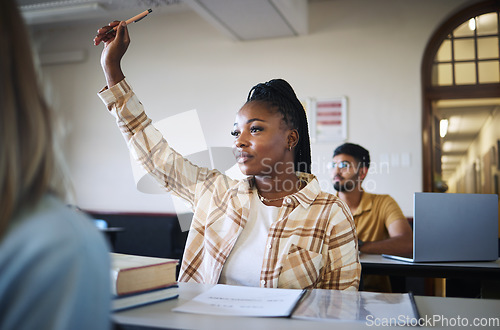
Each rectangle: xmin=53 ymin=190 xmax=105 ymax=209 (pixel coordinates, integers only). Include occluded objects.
xmin=93 ymin=20 xmax=129 ymax=87
xmin=93 ymin=20 xmax=234 ymax=208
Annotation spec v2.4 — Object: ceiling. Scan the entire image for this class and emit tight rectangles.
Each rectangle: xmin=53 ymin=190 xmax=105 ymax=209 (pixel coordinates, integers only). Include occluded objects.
xmin=436 ymin=98 xmax=500 ymax=180
xmin=16 ymin=0 xmax=309 ymax=41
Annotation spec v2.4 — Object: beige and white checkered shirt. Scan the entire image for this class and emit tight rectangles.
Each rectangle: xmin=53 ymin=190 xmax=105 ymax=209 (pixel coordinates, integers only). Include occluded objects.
xmin=99 ymin=79 xmax=361 ymax=290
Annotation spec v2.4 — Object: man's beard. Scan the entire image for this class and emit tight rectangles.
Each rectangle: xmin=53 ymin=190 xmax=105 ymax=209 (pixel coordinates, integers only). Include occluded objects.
xmin=333 ymin=173 xmax=359 ymax=192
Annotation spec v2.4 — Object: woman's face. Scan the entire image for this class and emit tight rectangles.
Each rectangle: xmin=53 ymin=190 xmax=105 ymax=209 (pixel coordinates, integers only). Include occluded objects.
xmin=232 ymin=101 xmax=293 ymax=177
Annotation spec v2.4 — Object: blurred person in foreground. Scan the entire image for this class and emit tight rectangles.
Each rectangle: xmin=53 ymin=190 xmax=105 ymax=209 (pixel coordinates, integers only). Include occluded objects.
xmin=0 ymin=1 xmax=111 ymax=329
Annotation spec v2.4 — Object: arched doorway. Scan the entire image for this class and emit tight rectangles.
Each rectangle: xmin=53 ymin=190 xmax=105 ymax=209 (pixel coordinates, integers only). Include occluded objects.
xmin=422 ymin=0 xmax=500 ymax=193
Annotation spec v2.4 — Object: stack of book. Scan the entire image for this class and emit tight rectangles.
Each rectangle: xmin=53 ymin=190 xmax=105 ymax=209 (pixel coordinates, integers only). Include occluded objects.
xmin=111 ymin=253 xmax=179 ymax=312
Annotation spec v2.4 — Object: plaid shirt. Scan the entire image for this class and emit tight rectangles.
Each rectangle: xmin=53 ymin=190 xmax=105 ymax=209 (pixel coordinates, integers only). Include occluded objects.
xmin=99 ymin=79 xmax=361 ymax=290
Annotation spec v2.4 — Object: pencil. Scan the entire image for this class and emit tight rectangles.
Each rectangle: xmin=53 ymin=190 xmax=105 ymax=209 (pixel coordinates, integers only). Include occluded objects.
xmin=106 ymin=9 xmax=152 ymax=34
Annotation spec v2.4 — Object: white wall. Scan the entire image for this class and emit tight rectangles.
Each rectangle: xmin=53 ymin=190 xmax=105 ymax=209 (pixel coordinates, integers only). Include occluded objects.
xmin=32 ymin=0 xmax=478 ymax=215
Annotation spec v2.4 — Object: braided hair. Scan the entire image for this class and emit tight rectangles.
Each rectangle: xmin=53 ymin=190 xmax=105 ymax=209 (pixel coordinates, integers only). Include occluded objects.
xmin=246 ymin=79 xmax=311 ymax=173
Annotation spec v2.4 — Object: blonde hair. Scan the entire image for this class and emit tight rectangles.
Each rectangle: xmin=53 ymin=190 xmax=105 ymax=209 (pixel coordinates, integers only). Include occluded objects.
xmin=0 ymin=1 xmax=64 ymax=237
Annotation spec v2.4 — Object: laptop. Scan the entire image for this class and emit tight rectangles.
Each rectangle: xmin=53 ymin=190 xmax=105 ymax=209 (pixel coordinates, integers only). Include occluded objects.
xmin=383 ymin=192 xmax=498 ymax=263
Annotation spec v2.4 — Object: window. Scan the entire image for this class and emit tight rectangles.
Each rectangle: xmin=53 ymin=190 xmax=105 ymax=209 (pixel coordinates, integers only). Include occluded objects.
xmin=432 ymin=12 xmax=500 ymax=86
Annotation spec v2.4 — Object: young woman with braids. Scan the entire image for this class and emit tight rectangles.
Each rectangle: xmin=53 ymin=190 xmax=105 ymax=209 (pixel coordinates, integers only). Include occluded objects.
xmin=94 ymin=21 xmax=360 ymax=290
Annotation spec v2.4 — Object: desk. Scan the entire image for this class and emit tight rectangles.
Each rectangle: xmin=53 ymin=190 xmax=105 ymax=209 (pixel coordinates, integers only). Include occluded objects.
xmin=100 ymin=227 xmax=124 ymax=250
xmin=360 ymin=254 xmax=500 ymax=279
xmin=113 ymin=283 xmax=500 ymax=330
xmin=361 ymin=254 xmax=500 ymax=297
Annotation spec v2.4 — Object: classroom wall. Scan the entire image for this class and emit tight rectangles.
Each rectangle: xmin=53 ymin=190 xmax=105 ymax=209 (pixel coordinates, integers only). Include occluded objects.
xmin=32 ymin=0 xmax=480 ymax=216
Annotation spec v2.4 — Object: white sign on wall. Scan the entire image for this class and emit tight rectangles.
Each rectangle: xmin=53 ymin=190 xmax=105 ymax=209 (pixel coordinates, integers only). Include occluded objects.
xmin=308 ymin=97 xmax=347 ymax=143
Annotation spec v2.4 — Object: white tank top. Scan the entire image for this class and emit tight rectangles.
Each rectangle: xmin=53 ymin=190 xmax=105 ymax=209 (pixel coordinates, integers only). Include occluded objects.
xmin=218 ymin=191 xmax=279 ymax=286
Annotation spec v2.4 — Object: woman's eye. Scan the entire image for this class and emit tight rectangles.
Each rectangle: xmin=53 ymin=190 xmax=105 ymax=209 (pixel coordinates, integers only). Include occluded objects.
xmin=231 ymin=130 xmax=240 ymax=137
xmin=250 ymin=126 xmax=262 ymax=133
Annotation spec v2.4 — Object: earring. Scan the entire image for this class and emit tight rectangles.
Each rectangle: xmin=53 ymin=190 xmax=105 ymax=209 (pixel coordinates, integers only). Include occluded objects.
xmin=288 ymin=146 xmax=292 ymax=151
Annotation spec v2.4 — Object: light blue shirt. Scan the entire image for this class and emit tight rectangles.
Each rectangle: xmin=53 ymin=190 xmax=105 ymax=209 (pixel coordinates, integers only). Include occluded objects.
xmin=0 ymin=194 xmax=111 ymax=330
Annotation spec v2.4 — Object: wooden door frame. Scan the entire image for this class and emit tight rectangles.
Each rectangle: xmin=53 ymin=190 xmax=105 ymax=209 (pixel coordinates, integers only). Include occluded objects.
xmin=421 ymin=0 xmax=500 ymax=192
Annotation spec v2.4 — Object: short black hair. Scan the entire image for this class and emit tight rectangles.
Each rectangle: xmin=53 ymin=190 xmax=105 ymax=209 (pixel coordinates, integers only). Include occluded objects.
xmin=333 ymin=143 xmax=370 ymax=169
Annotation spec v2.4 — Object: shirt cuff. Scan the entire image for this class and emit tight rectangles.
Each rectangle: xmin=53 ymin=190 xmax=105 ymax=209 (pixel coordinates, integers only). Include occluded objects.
xmin=97 ymin=78 xmax=132 ymax=110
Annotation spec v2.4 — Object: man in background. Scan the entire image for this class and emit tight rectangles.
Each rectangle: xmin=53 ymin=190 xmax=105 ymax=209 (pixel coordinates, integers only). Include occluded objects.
xmin=331 ymin=143 xmax=413 ymax=292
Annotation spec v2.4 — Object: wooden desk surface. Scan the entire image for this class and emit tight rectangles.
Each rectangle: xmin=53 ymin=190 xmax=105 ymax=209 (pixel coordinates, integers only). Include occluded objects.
xmin=113 ymin=282 xmax=500 ymax=330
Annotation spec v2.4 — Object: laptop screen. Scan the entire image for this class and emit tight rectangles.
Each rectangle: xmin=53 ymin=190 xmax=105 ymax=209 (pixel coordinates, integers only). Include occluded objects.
xmin=413 ymin=192 xmax=498 ymax=262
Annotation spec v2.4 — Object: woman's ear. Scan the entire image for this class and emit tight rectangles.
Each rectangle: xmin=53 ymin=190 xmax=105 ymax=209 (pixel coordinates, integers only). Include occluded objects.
xmin=287 ymin=129 xmax=299 ymax=150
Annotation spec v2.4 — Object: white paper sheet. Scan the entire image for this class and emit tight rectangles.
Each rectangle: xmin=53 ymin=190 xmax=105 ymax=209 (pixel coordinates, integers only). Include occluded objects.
xmin=173 ymin=284 xmax=305 ymax=317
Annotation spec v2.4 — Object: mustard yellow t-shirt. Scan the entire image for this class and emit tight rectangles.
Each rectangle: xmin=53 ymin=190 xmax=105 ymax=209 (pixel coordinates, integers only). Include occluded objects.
xmin=353 ymin=192 xmax=406 ymax=243
xmin=353 ymin=192 xmax=406 ymax=293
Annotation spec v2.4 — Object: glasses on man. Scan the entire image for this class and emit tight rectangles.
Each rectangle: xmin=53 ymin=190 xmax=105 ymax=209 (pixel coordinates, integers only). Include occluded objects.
xmin=327 ymin=161 xmax=351 ymax=170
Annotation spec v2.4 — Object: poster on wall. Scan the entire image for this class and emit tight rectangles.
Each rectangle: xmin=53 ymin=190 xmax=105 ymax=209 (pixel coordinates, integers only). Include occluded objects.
xmin=309 ymin=97 xmax=347 ymax=143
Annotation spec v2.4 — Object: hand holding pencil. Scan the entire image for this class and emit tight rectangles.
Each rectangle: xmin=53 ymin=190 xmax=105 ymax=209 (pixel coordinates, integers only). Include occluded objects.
xmin=94 ymin=9 xmax=151 ymax=87
xmin=93 ymin=9 xmax=151 ymax=46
